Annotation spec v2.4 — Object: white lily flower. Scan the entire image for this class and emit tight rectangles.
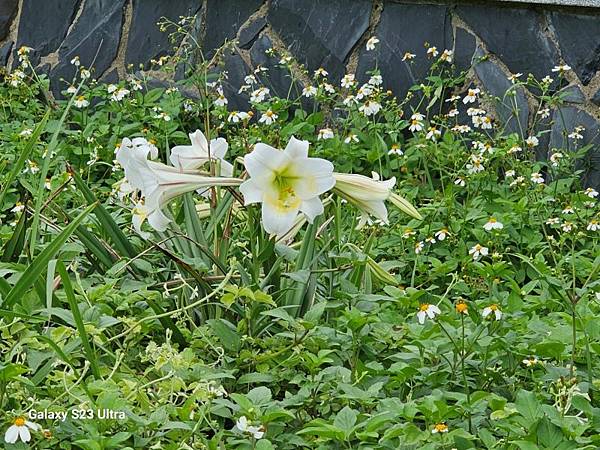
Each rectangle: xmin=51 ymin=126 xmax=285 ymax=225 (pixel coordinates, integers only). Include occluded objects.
xmin=333 ymin=172 xmax=396 ymax=228
xmin=169 ymin=129 xmax=233 ymax=176
xmin=239 ymin=136 xmax=335 ymax=237
xmin=116 ymin=137 xmax=242 ymax=232
xmin=5 ymin=417 xmax=40 ymax=444
xmin=334 ymin=171 xmax=421 ymax=227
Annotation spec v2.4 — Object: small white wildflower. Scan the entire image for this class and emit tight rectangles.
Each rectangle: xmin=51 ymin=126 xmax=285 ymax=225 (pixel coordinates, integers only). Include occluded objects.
xmin=483 ymin=217 xmax=504 ymax=231
xmin=469 ymin=243 xmax=488 ymax=260
xmin=318 ymin=128 xmax=334 ymax=140
xmin=366 ymin=36 xmax=380 ymax=51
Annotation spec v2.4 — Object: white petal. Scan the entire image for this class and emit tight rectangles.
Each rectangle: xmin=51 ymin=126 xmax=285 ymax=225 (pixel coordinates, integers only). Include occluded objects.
xmin=169 ymin=145 xmax=206 ymax=170
xmin=25 ymin=421 xmax=40 ymax=431
xmin=5 ymin=425 xmax=19 ymax=444
xmin=19 ymin=425 xmax=31 ymax=443
xmin=426 ymin=307 xmax=436 ymax=319
xmin=261 ymin=201 xmax=299 ymax=237
xmin=495 ymin=310 xmax=503 ymax=320
xmin=482 ymin=307 xmax=491 ymax=317
xmin=417 ymin=311 xmax=426 ymax=324
xmin=284 ymin=136 xmax=309 ymax=159
xmin=210 ymin=137 xmax=228 ymax=160
xmin=219 ymin=159 xmax=234 ymax=177
xmin=147 ymin=208 xmax=171 ymax=232
xmin=243 ymin=143 xmax=286 ymax=181
xmin=300 ymin=196 xmax=324 ymax=223
xmin=236 ymin=416 xmax=248 ymax=432
xmin=289 ymin=158 xmax=335 ymax=198
xmin=189 ymin=130 xmax=209 ymax=153
xmin=239 ymin=179 xmax=264 ymax=205
xmin=430 ymin=305 xmax=441 ymax=314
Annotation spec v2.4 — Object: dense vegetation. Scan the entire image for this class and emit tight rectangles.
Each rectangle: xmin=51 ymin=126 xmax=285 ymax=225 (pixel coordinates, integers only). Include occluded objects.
xmin=1 ymin=35 xmax=599 ymax=450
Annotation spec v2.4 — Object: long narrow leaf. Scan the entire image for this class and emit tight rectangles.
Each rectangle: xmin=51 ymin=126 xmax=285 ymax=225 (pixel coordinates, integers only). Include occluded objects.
xmin=56 ymin=261 xmax=101 ymax=378
xmin=3 ymin=203 xmax=97 ymax=307
xmin=68 ymin=165 xmax=137 ymax=258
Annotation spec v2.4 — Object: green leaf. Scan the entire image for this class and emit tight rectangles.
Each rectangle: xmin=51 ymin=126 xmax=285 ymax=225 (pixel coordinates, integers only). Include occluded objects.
xmin=207 ymin=319 xmax=240 ymax=352
xmin=333 ymin=406 xmax=358 ymax=438
xmin=255 ymin=440 xmax=275 ymax=450
xmin=68 ymin=166 xmax=137 ymax=258
xmin=56 ymin=261 xmax=101 ymax=379
xmin=3 ymin=203 xmax=97 ymax=307
xmin=515 ymin=390 xmax=543 ymax=424
xmin=0 ymin=109 xmax=50 ymax=208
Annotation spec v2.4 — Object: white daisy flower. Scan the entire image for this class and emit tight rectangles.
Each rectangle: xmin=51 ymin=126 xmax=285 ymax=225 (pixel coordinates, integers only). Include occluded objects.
xmin=435 ymin=228 xmax=449 ymax=241
xmin=530 ymin=172 xmax=544 ymax=184
xmin=482 ymin=304 xmax=502 ymax=320
xmin=4 ymin=417 xmax=40 ymax=444
xmin=302 ymin=85 xmax=317 ymax=97
xmin=259 ymin=110 xmax=278 ymax=125
xmin=469 ymin=243 xmax=488 ymax=260
xmin=366 ymin=36 xmax=380 ymax=51
xmin=235 ymin=416 xmax=265 ymax=439
xmin=483 ymin=217 xmax=504 ymax=231
xmin=359 ymin=100 xmax=382 ymax=116
xmin=525 ymin=136 xmax=539 ymax=147
xmin=416 ymin=303 xmax=441 ymax=324
xmin=317 ymin=128 xmax=334 ymax=140
xmin=344 ymin=134 xmax=359 ymax=144
xmin=341 ymin=73 xmax=356 ymax=88
xmin=462 ymin=88 xmax=480 ymax=104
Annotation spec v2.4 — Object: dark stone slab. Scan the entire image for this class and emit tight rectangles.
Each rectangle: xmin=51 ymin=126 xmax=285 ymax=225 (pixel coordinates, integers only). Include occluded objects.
xmin=99 ymin=67 xmax=119 ymax=84
xmin=0 ymin=41 xmax=12 ymax=66
xmin=454 ymin=27 xmax=476 ymax=73
xmin=125 ymin=0 xmax=201 ymax=69
xmin=269 ymin=0 xmax=371 ymax=81
xmin=250 ymin=34 xmax=303 ymax=99
xmin=457 ymin=4 xmax=559 ymax=81
xmin=16 ymin=0 xmax=81 ymax=67
xmin=550 ymin=11 xmax=600 ymax=85
xmin=50 ymin=0 xmax=125 ymax=96
xmin=0 ymin=0 xmax=18 ymax=41
xmin=473 ymin=48 xmax=529 ymax=136
xmin=549 ymin=106 xmax=600 ymax=189
xmin=220 ymin=49 xmax=252 ymax=111
xmin=238 ymin=16 xmax=267 ymax=49
xmin=204 ymin=0 xmax=263 ymax=57
xmin=591 ymin=88 xmax=600 ymax=106
xmin=558 ymin=84 xmax=586 ymax=104
xmin=356 ymin=2 xmax=452 ymax=101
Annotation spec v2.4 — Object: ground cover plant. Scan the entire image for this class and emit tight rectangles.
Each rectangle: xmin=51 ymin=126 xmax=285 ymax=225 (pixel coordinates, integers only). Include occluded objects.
xmin=1 ymin=26 xmax=600 ymax=450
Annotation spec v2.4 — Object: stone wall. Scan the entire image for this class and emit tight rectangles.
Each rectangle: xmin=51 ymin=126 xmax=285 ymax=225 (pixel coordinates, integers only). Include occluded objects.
xmin=2 ymin=0 xmax=600 ymax=185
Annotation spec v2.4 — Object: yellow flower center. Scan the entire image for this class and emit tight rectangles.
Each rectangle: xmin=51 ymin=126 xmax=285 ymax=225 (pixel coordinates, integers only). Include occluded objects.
xmin=489 ymin=304 xmax=498 ymax=311
xmin=489 ymin=218 xmax=496 ymax=223
xmin=411 ymin=119 xmax=419 ymax=125
xmin=434 ymin=423 xmax=448 ymax=432
xmin=14 ymin=417 xmax=25 ymax=427
xmin=419 ymin=303 xmax=430 ymax=312
xmin=456 ymin=302 xmax=468 ymax=314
